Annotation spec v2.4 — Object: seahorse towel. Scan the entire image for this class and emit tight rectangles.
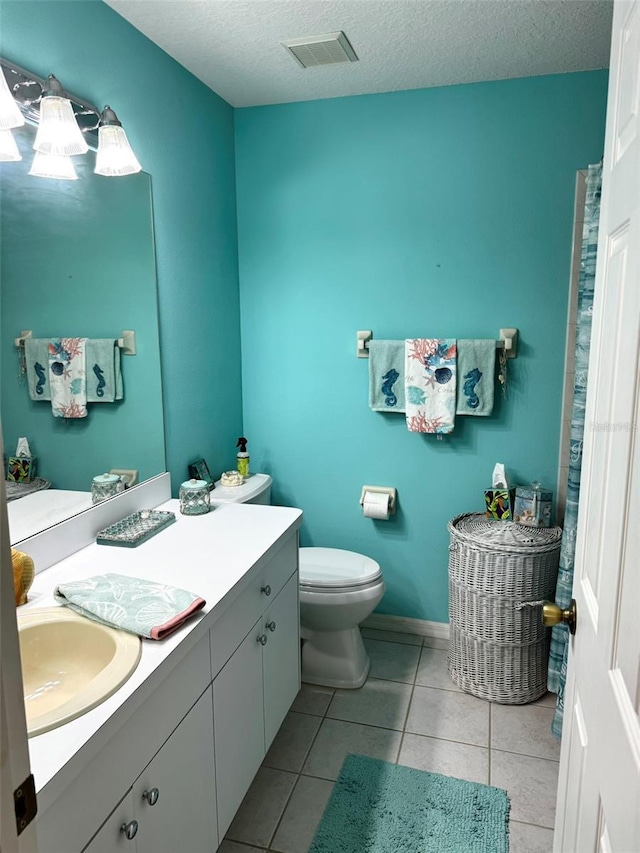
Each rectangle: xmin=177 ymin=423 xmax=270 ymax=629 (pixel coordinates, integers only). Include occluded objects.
xmin=54 ymin=573 xmax=206 ymax=640
xmin=456 ymin=339 xmax=495 ymax=416
xmin=368 ymin=340 xmax=406 ymax=412
xmin=25 ymin=338 xmax=123 ymax=404
xmin=405 ymin=339 xmax=457 ymax=434
xmin=86 ymin=339 xmax=123 ymax=402
xmin=25 ymin=338 xmax=51 ymax=400
xmin=49 ymin=337 xmax=88 ymax=418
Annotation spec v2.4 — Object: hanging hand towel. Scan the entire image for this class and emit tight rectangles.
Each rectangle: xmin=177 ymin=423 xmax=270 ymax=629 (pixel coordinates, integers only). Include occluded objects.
xmin=405 ymin=338 xmax=457 ymax=434
xmin=54 ymin=573 xmax=206 ymax=640
xmin=49 ymin=337 xmax=88 ymax=418
xmin=85 ymin=339 xmax=123 ymax=402
xmin=456 ymin=339 xmax=496 ymax=416
xmin=368 ymin=340 xmax=405 ymax=412
xmin=24 ymin=338 xmax=51 ymax=401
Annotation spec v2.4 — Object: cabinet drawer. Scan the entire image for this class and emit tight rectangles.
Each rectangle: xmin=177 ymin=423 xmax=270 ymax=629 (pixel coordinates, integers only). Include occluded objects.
xmin=210 ymin=533 xmax=298 ymax=677
xmin=37 ymin=634 xmax=211 ymax=853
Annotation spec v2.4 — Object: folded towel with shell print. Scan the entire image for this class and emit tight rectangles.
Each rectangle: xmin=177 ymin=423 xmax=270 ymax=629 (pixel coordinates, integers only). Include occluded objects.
xmin=54 ymin=573 xmax=206 ymax=640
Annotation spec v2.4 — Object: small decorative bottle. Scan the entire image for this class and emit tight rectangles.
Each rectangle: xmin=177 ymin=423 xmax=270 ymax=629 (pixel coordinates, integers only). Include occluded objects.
xmin=236 ymin=437 xmax=250 ymax=480
xmin=179 ymin=478 xmax=211 ymax=515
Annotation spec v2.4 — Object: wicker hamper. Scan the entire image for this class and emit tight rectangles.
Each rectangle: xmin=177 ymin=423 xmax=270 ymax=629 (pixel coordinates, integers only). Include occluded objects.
xmin=447 ymin=513 xmax=562 ymax=704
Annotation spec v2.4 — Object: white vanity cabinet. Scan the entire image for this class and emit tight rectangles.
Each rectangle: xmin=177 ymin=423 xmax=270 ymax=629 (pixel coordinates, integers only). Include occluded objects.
xmin=82 ymin=688 xmax=216 ymax=853
xmin=212 ymin=537 xmax=300 ymax=839
xmin=33 ymin=508 xmax=302 ymax=853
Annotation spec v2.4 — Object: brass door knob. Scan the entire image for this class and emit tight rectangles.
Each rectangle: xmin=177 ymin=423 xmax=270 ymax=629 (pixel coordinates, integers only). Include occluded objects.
xmin=542 ymin=600 xmax=577 ymax=635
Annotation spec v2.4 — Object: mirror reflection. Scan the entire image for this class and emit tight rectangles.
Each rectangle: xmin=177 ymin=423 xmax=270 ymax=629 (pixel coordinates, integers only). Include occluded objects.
xmin=1 ymin=123 xmax=165 ymax=544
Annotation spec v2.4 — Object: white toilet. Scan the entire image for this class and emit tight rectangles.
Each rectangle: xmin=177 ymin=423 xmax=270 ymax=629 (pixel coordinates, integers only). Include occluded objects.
xmin=210 ymin=474 xmax=385 ymax=689
xmin=298 ymin=548 xmax=385 ymax=689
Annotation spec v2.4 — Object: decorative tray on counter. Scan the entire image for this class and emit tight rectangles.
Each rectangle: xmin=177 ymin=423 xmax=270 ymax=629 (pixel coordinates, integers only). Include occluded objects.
xmin=96 ymin=510 xmax=176 ymax=548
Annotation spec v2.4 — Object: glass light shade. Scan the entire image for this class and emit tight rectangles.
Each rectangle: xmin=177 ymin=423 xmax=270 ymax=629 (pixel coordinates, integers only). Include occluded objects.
xmin=0 ymin=70 xmax=24 ymax=130
xmin=0 ymin=129 xmax=22 ymax=162
xmin=95 ymin=124 xmax=141 ymax=176
xmin=29 ymin=150 xmax=78 ymax=180
xmin=33 ymin=95 xmax=88 ymax=156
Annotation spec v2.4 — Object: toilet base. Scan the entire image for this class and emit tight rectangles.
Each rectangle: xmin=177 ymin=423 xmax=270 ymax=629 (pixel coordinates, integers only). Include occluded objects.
xmin=301 ymin=627 xmax=370 ymax=689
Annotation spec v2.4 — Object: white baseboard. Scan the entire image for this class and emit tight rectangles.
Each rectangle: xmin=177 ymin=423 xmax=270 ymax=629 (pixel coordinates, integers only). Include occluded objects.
xmin=362 ymin=613 xmax=450 ymax=640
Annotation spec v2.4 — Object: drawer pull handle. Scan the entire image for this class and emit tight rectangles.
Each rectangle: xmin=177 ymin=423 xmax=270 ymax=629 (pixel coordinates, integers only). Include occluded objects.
xmin=143 ymin=787 xmax=160 ymax=806
xmin=121 ymin=820 xmax=139 ymax=840
xmin=266 ymin=620 xmax=277 ymax=632
xmin=257 ymin=633 xmax=268 ymax=646
xmin=261 ymin=584 xmax=272 ymax=596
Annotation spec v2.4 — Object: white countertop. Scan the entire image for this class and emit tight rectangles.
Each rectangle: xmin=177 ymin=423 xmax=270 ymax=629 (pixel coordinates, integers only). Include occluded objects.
xmin=21 ymin=499 xmax=302 ymax=811
xmin=9 ymin=489 xmax=93 ymax=544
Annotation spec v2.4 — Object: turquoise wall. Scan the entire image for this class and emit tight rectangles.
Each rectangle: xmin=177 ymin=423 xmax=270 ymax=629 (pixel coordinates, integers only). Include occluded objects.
xmin=235 ymin=72 xmax=609 ymax=622
xmin=0 ymin=0 xmax=243 ymax=489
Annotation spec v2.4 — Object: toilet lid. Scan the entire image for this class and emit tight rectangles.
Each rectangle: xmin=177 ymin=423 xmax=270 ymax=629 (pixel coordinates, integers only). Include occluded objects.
xmin=299 ymin=548 xmax=382 ymax=589
xmin=209 ymin=473 xmax=272 ymax=504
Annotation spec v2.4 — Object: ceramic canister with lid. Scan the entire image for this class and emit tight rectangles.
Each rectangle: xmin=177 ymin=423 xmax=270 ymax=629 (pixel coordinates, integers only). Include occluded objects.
xmin=179 ymin=478 xmax=211 ymax=515
xmin=92 ymin=472 xmax=125 ymax=504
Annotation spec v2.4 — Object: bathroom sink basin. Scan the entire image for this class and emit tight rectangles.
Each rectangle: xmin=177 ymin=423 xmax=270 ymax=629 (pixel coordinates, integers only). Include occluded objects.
xmin=17 ymin=607 xmax=141 ymax=737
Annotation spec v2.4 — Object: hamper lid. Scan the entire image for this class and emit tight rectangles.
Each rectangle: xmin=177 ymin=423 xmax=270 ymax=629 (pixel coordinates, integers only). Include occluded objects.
xmin=448 ymin=513 xmax=562 ymax=554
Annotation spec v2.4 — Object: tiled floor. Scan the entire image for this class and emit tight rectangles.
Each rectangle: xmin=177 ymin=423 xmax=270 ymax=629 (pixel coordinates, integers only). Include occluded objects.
xmin=220 ymin=629 xmax=559 ymax=853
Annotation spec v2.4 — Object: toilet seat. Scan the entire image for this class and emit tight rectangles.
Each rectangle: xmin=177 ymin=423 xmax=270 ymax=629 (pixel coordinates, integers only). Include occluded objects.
xmin=299 ymin=547 xmax=382 ymax=592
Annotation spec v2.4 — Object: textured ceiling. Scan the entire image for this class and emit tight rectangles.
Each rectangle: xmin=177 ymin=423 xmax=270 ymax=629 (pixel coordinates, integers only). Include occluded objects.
xmin=105 ymin=0 xmax=613 ymax=108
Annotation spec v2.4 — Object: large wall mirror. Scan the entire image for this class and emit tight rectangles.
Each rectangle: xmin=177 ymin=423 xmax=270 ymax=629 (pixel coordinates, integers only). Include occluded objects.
xmin=1 ymin=123 xmax=166 ymax=544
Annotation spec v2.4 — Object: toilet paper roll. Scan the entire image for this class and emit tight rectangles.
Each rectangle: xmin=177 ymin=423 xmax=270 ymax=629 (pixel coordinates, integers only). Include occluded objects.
xmin=362 ymin=491 xmax=390 ymax=520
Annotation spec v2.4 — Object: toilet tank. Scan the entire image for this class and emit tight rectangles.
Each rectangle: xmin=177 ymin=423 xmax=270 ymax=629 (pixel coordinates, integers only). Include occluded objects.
xmin=209 ymin=473 xmax=272 ymax=506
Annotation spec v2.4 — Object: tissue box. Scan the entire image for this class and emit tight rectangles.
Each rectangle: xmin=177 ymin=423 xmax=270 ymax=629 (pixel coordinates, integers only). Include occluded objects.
xmin=484 ymin=489 xmax=516 ymax=520
xmin=7 ymin=456 xmax=37 ymax=483
xmin=514 ymin=486 xmax=553 ymax=527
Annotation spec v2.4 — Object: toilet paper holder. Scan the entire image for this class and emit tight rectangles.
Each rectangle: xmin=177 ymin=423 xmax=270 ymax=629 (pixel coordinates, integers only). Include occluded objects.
xmin=359 ymin=486 xmax=397 ymax=516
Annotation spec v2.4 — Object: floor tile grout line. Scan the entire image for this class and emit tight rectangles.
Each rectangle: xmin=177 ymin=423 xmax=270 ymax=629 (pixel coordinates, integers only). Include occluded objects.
xmin=264 ymin=770 xmax=302 ymax=851
xmin=510 ymin=818 xmax=558 ymax=831
xmin=395 ymin=661 xmax=420 ymax=763
xmin=296 ymin=707 xmax=331 ymax=776
xmin=488 ymin=702 xmax=492 ymax=784
xmin=492 ymin=746 xmax=561 ymax=764
xmin=361 ymin=632 xmax=425 ymax=649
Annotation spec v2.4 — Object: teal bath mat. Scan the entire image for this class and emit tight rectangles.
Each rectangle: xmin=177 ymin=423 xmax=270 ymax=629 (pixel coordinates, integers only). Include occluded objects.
xmin=309 ymin=755 xmax=510 ymax=853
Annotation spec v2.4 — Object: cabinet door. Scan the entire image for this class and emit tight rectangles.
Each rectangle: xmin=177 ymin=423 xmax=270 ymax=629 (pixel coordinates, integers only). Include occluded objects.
xmin=82 ymin=791 xmax=138 ymax=853
xmin=213 ymin=620 xmax=265 ymax=839
xmin=132 ymin=688 xmax=217 ymax=853
xmin=263 ymin=573 xmax=300 ymax=748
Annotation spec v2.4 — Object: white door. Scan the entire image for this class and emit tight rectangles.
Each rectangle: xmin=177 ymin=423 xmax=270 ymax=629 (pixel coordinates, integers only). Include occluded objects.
xmin=212 ymin=620 xmax=265 ymax=840
xmin=133 ymin=688 xmax=217 ymax=853
xmin=0 ymin=432 xmax=37 ymax=853
xmin=262 ymin=573 xmax=300 ymax=749
xmin=553 ymin=1 xmax=640 ymax=850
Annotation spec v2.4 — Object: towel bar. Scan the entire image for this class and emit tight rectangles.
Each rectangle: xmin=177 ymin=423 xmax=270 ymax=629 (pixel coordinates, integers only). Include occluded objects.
xmin=14 ymin=330 xmax=136 ymax=355
xmin=356 ymin=329 xmax=518 ymax=358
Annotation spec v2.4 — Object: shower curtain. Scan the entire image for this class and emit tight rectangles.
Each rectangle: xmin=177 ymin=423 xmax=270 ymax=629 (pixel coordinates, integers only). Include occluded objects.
xmin=548 ymin=162 xmax=602 ymax=739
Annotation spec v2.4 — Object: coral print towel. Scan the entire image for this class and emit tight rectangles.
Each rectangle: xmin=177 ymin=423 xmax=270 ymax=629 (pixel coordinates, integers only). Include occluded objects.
xmin=48 ymin=337 xmax=88 ymax=418
xmin=54 ymin=573 xmax=206 ymax=640
xmin=405 ymin=339 xmax=457 ymax=434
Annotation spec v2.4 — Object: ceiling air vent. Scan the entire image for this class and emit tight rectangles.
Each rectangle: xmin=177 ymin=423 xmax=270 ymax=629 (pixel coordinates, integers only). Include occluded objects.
xmin=282 ymin=31 xmax=359 ymax=69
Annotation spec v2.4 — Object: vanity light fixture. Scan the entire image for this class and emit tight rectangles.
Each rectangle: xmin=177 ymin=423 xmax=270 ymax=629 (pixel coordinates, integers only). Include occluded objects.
xmin=0 ymin=65 xmax=25 ymax=129
xmin=94 ymin=106 xmax=141 ymax=177
xmin=0 ymin=65 xmax=25 ymax=162
xmin=0 ymin=56 xmax=142 ymax=177
xmin=0 ymin=128 xmax=22 ymax=162
xmin=32 ymin=74 xmax=89 ymax=157
xmin=28 ymin=149 xmax=78 ymax=181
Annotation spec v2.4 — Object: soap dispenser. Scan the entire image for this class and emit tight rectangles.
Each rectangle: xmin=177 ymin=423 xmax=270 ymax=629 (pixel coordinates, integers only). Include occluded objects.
xmin=236 ymin=437 xmax=249 ymax=480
